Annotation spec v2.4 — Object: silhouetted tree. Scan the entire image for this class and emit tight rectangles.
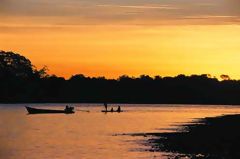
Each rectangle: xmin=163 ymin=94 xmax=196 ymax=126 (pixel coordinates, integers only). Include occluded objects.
xmin=220 ymin=74 xmax=231 ymax=80
xmin=0 ymin=51 xmax=35 ymax=79
xmin=37 ymin=66 xmax=49 ymax=78
xmin=1 ymin=50 xmax=240 ymax=104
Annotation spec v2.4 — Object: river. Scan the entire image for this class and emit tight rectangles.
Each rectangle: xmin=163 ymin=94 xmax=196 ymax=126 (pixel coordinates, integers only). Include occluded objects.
xmin=1 ymin=104 xmax=240 ymax=159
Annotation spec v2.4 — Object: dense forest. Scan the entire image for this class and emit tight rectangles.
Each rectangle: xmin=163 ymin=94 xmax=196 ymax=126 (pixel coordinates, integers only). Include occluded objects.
xmin=1 ymin=50 xmax=240 ymax=104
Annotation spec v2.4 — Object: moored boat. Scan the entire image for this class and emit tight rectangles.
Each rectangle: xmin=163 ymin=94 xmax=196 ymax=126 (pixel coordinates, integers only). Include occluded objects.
xmin=25 ymin=106 xmax=74 ymax=114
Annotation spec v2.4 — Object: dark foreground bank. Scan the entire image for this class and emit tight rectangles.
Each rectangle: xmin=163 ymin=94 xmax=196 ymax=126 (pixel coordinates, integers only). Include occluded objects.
xmin=137 ymin=114 xmax=240 ymax=158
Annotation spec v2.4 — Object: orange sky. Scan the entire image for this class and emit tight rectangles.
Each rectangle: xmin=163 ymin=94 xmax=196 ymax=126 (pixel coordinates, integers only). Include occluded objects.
xmin=1 ymin=0 xmax=240 ymax=79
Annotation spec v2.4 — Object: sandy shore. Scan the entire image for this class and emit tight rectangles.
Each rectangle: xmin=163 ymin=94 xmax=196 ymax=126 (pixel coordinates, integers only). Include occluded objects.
xmin=139 ymin=114 xmax=240 ymax=158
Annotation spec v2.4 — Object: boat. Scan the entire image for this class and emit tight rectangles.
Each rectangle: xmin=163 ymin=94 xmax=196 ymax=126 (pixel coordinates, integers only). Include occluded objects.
xmin=101 ymin=110 xmax=123 ymax=113
xmin=25 ymin=106 xmax=75 ymax=114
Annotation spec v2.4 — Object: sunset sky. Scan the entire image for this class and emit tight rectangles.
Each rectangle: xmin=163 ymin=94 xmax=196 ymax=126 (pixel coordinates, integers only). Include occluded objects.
xmin=1 ymin=0 xmax=240 ymax=79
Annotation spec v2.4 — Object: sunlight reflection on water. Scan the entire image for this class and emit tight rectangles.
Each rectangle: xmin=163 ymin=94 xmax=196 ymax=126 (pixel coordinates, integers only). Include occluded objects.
xmin=1 ymin=104 xmax=240 ymax=159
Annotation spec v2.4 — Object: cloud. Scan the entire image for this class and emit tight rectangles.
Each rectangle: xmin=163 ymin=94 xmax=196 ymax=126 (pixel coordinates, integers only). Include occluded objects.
xmin=0 ymin=0 xmax=240 ymax=26
xmin=223 ymin=0 xmax=240 ymax=14
xmin=96 ymin=4 xmax=178 ymax=10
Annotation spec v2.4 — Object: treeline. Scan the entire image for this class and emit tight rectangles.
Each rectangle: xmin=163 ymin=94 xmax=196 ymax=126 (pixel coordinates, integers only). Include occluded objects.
xmin=1 ymin=50 xmax=240 ymax=104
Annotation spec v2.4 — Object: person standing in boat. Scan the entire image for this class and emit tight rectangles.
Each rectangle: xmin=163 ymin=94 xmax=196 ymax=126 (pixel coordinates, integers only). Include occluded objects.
xmin=104 ymin=103 xmax=108 ymax=111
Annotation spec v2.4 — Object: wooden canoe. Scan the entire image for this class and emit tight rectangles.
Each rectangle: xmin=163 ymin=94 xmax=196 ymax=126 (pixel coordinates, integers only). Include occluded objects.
xmin=25 ymin=106 xmax=74 ymax=114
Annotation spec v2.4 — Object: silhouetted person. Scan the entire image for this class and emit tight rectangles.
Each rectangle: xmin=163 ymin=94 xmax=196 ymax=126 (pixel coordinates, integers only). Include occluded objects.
xmin=65 ymin=105 xmax=74 ymax=113
xmin=65 ymin=105 xmax=69 ymax=111
xmin=111 ymin=107 xmax=114 ymax=112
xmin=104 ymin=103 xmax=108 ymax=111
xmin=117 ymin=106 xmax=121 ymax=112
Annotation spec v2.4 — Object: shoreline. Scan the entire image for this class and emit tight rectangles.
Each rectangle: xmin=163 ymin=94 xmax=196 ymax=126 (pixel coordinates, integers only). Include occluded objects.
xmin=140 ymin=114 xmax=240 ymax=158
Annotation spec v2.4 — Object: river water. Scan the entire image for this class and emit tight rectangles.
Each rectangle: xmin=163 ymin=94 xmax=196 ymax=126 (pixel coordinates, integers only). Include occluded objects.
xmin=1 ymin=104 xmax=240 ymax=159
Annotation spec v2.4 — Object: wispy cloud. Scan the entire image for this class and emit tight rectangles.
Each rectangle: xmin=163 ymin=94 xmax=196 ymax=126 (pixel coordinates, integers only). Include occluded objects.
xmin=184 ymin=15 xmax=239 ymax=20
xmin=1 ymin=0 xmax=240 ymax=26
xmin=96 ymin=4 xmax=178 ymax=10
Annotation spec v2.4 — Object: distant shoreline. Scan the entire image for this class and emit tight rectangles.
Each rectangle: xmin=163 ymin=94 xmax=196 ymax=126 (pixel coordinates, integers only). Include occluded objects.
xmin=0 ymin=102 xmax=240 ymax=106
xmin=3 ymin=51 xmax=240 ymax=106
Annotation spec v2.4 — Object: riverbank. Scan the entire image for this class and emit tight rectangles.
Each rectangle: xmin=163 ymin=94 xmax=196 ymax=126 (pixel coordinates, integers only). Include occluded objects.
xmin=143 ymin=114 xmax=240 ymax=158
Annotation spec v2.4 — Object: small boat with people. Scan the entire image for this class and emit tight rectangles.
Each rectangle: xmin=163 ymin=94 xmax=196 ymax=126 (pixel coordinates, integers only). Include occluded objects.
xmin=101 ymin=110 xmax=123 ymax=113
xmin=25 ymin=105 xmax=75 ymax=114
xmin=102 ymin=103 xmax=123 ymax=113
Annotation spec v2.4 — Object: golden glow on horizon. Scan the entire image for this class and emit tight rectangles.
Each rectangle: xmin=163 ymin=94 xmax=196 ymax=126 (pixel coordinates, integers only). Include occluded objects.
xmin=1 ymin=25 xmax=240 ymax=79
xmin=1 ymin=0 xmax=240 ymax=79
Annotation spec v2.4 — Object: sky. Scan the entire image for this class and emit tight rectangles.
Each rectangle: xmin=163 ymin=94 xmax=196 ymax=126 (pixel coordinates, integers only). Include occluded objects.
xmin=1 ymin=0 xmax=240 ymax=79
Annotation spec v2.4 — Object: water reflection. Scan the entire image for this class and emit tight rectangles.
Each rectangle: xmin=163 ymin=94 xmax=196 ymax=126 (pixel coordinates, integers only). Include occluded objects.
xmin=1 ymin=104 xmax=240 ymax=159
